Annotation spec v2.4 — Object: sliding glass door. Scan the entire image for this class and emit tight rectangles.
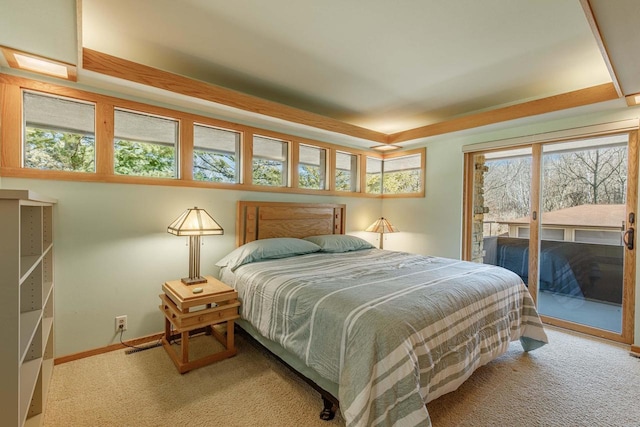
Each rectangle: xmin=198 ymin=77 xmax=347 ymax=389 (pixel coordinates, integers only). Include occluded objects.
xmin=469 ymin=148 xmax=532 ymax=285
xmin=465 ymin=131 xmax=637 ymax=343
xmin=538 ymin=135 xmax=629 ymax=333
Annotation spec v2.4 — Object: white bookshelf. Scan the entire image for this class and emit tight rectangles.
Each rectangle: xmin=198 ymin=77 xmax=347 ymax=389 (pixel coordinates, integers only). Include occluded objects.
xmin=0 ymin=190 xmax=57 ymax=427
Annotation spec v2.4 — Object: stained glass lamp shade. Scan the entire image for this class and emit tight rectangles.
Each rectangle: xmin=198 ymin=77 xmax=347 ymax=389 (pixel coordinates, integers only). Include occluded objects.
xmin=365 ymin=217 xmax=398 ymax=249
xmin=167 ymin=207 xmax=224 ymax=285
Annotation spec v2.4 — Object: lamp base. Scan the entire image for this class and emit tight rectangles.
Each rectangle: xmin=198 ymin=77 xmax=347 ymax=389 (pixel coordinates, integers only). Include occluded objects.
xmin=181 ymin=276 xmax=207 ymax=285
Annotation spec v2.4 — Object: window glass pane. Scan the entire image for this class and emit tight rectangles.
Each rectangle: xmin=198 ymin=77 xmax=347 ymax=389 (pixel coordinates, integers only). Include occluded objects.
xmin=114 ymin=109 xmax=178 ymax=178
xmin=383 ymin=154 xmax=421 ymax=194
xmin=23 ymin=91 xmax=96 ymax=172
xmin=298 ymin=144 xmax=326 ymax=190
xmin=517 ymin=227 xmax=530 ymax=238
xmin=541 ymin=228 xmax=564 ymax=241
xmin=575 ymin=229 xmax=622 ymax=245
xmin=193 ymin=124 xmax=240 ymax=183
xmin=518 ymin=228 xmax=563 ymax=240
xmin=366 ymin=157 xmax=382 ymax=194
xmin=539 ymin=134 xmax=628 ymax=333
xmin=336 ymin=151 xmax=357 ymax=192
xmin=472 ymin=147 xmax=532 ymax=278
xmin=252 ymin=135 xmax=288 ymax=186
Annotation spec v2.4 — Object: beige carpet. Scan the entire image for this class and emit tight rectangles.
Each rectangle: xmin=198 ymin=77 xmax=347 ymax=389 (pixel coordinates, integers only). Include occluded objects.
xmin=44 ymin=327 xmax=640 ymax=427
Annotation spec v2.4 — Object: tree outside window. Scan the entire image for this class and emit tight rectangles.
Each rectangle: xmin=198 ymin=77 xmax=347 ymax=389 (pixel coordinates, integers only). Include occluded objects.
xmin=336 ymin=151 xmax=357 ymax=192
xmin=193 ymin=124 xmax=240 ymax=183
xmin=382 ymin=154 xmax=422 ymax=194
xmin=114 ymin=109 xmax=178 ymax=178
xmin=252 ymin=135 xmax=288 ymax=186
xmin=366 ymin=157 xmax=382 ymax=194
xmin=299 ymin=144 xmax=326 ymax=190
xmin=23 ymin=91 xmax=96 ymax=172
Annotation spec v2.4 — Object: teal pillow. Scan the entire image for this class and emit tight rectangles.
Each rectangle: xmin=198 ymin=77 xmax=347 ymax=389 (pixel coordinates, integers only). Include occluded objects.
xmin=303 ymin=234 xmax=374 ymax=253
xmin=216 ymin=238 xmax=321 ymax=271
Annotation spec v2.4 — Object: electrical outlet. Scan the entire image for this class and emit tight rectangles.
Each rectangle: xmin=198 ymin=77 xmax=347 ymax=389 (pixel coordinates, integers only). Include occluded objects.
xmin=115 ymin=315 xmax=127 ymax=332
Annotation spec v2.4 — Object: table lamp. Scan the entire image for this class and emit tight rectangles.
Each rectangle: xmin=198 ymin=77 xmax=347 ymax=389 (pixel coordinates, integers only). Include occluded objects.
xmin=167 ymin=207 xmax=224 ymax=285
xmin=365 ymin=217 xmax=398 ymax=249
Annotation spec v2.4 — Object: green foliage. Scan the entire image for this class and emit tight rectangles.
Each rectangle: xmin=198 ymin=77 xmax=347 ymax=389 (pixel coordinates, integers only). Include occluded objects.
xmin=366 ymin=173 xmax=382 ymax=194
xmin=24 ymin=127 xmax=424 ymax=194
xmin=193 ymin=151 xmax=237 ymax=182
xmin=114 ymin=140 xmax=175 ymax=178
xmin=299 ymin=165 xmax=322 ymax=189
xmin=25 ymin=127 xmax=95 ymax=172
xmin=383 ymin=170 xmax=421 ymax=194
xmin=335 ymin=170 xmax=353 ymax=191
xmin=253 ymin=159 xmax=285 ymax=186
xmin=367 ymin=169 xmax=421 ymax=194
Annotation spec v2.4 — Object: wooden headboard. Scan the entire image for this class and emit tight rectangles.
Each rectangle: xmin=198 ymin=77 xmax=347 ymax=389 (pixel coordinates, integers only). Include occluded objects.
xmin=236 ymin=201 xmax=346 ymax=246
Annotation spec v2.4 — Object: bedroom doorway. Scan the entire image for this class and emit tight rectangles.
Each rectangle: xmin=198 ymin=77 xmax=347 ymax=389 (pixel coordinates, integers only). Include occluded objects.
xmin=463 ymin=130 xmax=638 ymax=343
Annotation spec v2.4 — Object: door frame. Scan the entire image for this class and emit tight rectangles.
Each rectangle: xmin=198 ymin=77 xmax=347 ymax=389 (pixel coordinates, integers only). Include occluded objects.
xmin=462 ymin=130 xmax=638 ymax=344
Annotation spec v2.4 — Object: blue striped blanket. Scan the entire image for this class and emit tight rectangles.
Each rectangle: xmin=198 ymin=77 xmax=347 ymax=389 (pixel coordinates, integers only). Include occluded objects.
xmin=222 ymin=249 xmax=547 ymax=426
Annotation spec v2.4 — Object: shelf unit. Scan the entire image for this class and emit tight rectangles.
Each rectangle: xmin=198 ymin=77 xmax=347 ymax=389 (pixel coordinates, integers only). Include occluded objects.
xmin=0 ymin=190 xmax=57 ymax=427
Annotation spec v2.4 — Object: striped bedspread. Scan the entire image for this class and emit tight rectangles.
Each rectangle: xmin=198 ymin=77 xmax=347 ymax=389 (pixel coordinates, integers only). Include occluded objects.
xmin=223 ymin=249 xmax=547 ymax=427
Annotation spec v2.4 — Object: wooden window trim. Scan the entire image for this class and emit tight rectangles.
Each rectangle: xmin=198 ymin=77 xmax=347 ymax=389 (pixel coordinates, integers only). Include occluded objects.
xmin=0 ymin=73 xmax=425 ymax=198
xmin=96 ymin=102 xmax=114 ymax=175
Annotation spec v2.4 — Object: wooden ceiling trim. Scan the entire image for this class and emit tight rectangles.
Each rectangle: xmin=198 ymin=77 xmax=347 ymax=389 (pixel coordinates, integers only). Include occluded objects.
xmin=82 ymin=48 xmax=387 ymax=144
xmin=83 ymin=49 xmax=619 ymax=146
xmin=579 ymin=0 xmax=623 ymax=97
xmin=387 ymin=83 xmax=619 ymax=144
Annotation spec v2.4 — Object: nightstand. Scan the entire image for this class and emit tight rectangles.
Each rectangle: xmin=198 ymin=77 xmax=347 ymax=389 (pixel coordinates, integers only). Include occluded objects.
xmin=159 ymin=275 xmax=240 ymax=373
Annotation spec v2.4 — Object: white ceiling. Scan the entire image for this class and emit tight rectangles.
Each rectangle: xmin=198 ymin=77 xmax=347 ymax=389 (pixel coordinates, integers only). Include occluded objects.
xmin=81 ymin=0 xmax=616 ymax=137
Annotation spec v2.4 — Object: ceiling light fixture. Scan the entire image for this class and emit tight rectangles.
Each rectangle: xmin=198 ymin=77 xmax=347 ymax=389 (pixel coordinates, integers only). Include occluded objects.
xmin=625 ymin=93 xmax=640 ymax=107
xmin=1 ymin=46 xmax=77 ymax=81
xmin=371 ymin=144 xmax=402 ymax=152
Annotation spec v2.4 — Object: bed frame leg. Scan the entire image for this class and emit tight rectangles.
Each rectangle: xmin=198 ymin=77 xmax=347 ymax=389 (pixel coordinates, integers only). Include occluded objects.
xmin=319 ymin=395 xmax=336 ymax=421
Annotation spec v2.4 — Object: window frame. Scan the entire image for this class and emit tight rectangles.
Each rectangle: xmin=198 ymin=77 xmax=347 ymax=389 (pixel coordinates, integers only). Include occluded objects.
xmin=380 ymin=149 xmax=426 ymax=198
xmin=22 ymin=89 xmax=97 ymax=173
xmin=297 ymin=143 xmax=328 ymax=191
xmin=192 ymin=122 xmax=242 ymax=184
xmin=113 ymin=107 xmax=180 ymax=179
xmin=334 ymin=150 xmax=359 ymax=192
xmin=251 ymin=134 xmax=290 ymax=187
xmin=0 ymin=75 xmax=425 ymax=198
xmin=365 ymin=155 xmax=384 ymax=195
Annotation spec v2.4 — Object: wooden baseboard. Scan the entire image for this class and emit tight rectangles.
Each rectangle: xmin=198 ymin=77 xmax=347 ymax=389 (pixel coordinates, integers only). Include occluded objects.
xmin=631 ymin=345 xmax=640 ymax=358
xmin=54 ymin=332 xmax=163 ymax=365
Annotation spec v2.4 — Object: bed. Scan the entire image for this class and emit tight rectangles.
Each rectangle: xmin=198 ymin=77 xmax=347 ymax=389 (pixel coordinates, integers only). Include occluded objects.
xmin=217 ymin=201 xmax=548 ymax=427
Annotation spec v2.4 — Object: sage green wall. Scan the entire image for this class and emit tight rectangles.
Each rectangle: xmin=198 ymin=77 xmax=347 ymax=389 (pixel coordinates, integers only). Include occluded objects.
xmin=2 ymin=177 xmax=382 ymax=356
